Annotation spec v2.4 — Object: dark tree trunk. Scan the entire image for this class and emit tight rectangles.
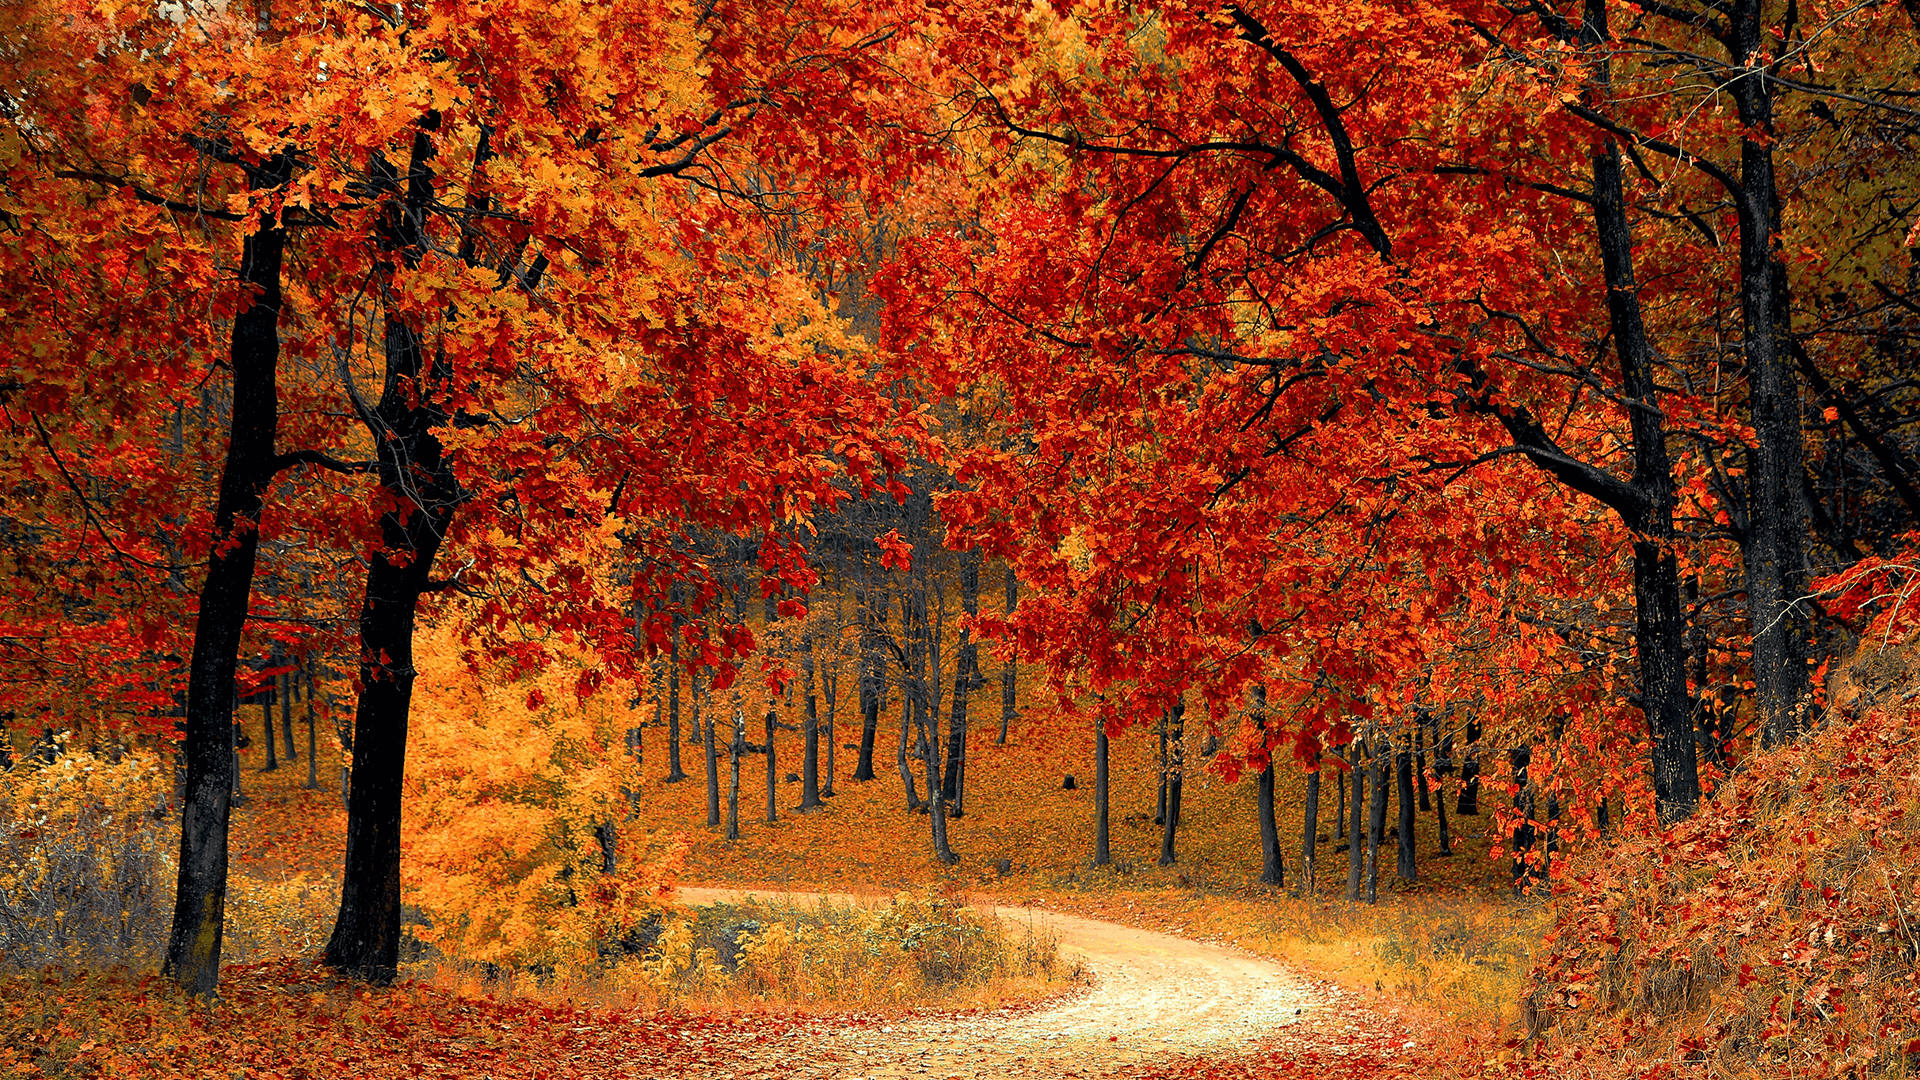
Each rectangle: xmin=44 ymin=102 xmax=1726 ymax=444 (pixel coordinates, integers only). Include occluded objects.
xmin=898 ymin=589 xmax=924 ymax=811
xmin=855 ymin=588 xmax=880 ymax=781
xmin=665 ymin=628 xmax=686 ymax=782
xmin=727 ymin=712 xmax=742 ymax=841
xmin=1588 ymin=122 xmax=1701 ymax=820
xmin=1093 ymin=718 xmax=1111 ymax=867
xmin=1726 ymin=0 xmax=1810 ymax=748
xmin=1158 ymin=701 xmax=1184 ymax=867
xmin=800 ymin=635 xmax=821 ymax=811
xmin=898 ymin=688 xmax=921 ymax=811
xmin=1480 ymin=0 xmax=1704 ymax=822
xmin=165 ymin=153 xmax=293 ymax=996
xmin=1334 ymin=754 xmax=1346 ymax=848
xmin=943 ymin=555 xmax=979 ymax=816
xmin=1154 ymin=710 xmax=1169 ymax=826
xmin=1258 ymin=761 xmax=1283 ymax=887
xmin=1254 ymin=686 xmax=1281 ymax=887
xmin=594 ymin=821 xmax=617 ymax=874
xmin=1511 ymin=746 xmax=1537 ymax=895
xmin=764 ymin=708 xmax=777 ymax=824
xmin=1301 ymin=755 xmax=1321 ymax=897
xmin=1457 ymin=721 xmax=1480 ymax=815
xmin=998 ymin=564 xmax=1017 ymax=744
xmin=261 ymin=696 xmax=277 ymax=771
xmin=704 ymin=691 xmax=720 ymax=828
xmin=1395 ymin=739 xmax=1417 ymax=883
xmin=304 ymin=660 xmax=318 ymax=790
xmin=1365 ymin=740 xmax=1389 ymax=904
xmin=822 ymin=591 xmax=839 ymax=797
xmin=1345 ymin=745 xmax=1365 ymax=902
xmin=917 ymin=688 xmax=957 ymax=864
xmin=325 ymin=120 xmax=469 ymax=986
xmin=1413 ymin=715 xmax=1429 ymax=812
xmin=281 ymin=670 xmax=297 ymax=761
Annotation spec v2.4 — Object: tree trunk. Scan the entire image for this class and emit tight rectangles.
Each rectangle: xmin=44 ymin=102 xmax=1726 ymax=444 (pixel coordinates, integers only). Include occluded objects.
xmin=1365 ymin=739 xmax=1389 ymax=904
xmin=1590 ymin=131 xmax=1702 ymax=821
xmin=1413 ymin=715 xmax=1429 ymax=812
xmin=304 ymin=660 xmax=318 ymax=790
xmin=727 ymin=711 xmax=742 ymax=841
xmin=1345 ymin=745 xmax=1365 ymax=902
xmin=325 ymin=121 xmax=467 ymax=986
xmin=1395 ymin=737 xmax=1417 ymax=883
xmin=1724 ymin=0 xmax=1809 ymax=748
xmin=764 ymin=707 xmax=777 ymax=824
xmin=1258 ymin=760 xmax=1283 ymax=888
xmin=897 ymin=686 xmax=921 ymax=811
xmin=998 ymin=564 xmax=1017 ymax=744
xmin=855 ymin=588 xmax=880 ymax=781
xmin=165 ymin=153 xmax=293 ymax=996
xmin=261 ymin=695 xmax=278 ymax=771
xmin=1254 ymin=686 xmax=1281 ymax=887
xmin=703 ymin=691 xmax=720 ymax=828
xmin=1456 ymin=721 xmax=1480 ymax=815
xmin=1334 ymin=754 xmax=1346 ymax=848
xmin=1155 ymin=709 xmax=1169 ymax=826
xmin=666 ymin=628 xmax=686 ymax=782
xmin=943 ymin=555 xmax=979 ymax=817
xmin=281 ymin=670 xmax=297 ymax=761
xmin=1511 ymin=746 xmax=1537 ymax=895
xmin=801 ymin=635 xmax=820 ymax=811
xmin=324 ymin=310 xmax=455 ymax=984
xmin=1093 ymin=719 xmax=1110 ymax=867
xmin=1158 ymin=700 xmax=1184 ymax=867
xmin=1301 ymin=754 xmax=1321 ymax=897
xmin=823 ymin=590 xmax=840 ymax=797
xmin=594 ymin=821 xmax=617 ymax=874
xmin=917 ymin=687 xmax=958 ymax=864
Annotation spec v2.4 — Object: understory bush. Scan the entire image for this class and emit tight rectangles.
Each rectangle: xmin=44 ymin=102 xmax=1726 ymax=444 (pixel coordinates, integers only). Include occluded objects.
xmin=623 ymin=890 xmax=1078 ymax=1006
xmin=0 ymin=742 xmax=171 ymax=967
xmin=427 ymin=888 xmax=1080 ymax=1009
xmin=1523 ymin=636 xmax=1920 ymax=1078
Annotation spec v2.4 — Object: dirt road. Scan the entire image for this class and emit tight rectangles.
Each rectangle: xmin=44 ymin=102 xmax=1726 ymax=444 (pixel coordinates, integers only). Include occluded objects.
xmin=674 ymin=888 xmax=1338 ymax=1079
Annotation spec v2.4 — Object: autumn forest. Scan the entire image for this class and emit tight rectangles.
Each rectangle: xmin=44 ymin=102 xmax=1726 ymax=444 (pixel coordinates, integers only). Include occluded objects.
xmin=2 ymin=0 xmax=1918 ymax=1075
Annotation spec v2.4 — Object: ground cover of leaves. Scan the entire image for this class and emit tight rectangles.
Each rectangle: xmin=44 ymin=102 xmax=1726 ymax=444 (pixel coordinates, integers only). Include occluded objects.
xmin=0 ymin=955 xmax=1451 ymax=1080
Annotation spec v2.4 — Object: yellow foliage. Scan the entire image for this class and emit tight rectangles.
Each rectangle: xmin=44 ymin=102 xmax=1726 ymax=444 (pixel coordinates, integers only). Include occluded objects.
xmin=618 ymin=890 xmax=1078 ymax=1009
xmin=0 ymin=741 xmax=172 ymax=966
xmin=404 ymin=621 xmax=687 ymax=969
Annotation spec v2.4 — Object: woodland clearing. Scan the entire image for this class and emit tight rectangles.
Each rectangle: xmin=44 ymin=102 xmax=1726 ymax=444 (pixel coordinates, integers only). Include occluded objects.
xmin=4 ymin=0 xmax=1917 ymax=1074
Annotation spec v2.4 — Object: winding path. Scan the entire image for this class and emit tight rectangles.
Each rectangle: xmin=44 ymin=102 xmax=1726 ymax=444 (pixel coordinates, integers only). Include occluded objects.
xmin=675 ymin=888 xmax=1341 ymax=1079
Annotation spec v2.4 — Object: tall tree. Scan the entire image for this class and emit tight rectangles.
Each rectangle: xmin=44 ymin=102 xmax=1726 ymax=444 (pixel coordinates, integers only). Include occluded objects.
xmin=166 ymin=151 xmax=296 ymax=996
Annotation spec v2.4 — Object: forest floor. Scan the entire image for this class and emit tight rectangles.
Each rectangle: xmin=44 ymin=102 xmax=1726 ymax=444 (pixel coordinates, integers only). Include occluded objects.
xmin=3 ymin=688 xmax=1520 ymax=1078
xmin=675 ymin=887 xmax=1433 ymax=1079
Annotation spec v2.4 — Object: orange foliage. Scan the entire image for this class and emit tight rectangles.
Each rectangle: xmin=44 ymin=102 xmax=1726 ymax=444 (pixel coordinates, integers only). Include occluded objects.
xmin=404 ymin=622 xmax=685 ymax=969
xmin=0 ymin=960 xmax=820 ymax=1079
xmin=1515 ymin=634 xmax=1920 ymax=1077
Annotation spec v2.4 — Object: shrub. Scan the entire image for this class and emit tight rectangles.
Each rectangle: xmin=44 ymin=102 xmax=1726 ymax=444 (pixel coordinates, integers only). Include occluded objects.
xmin=0 ymin=741 xmax=171 ymax=967
xmin=621 ymin=889 xmax=1078 ymax=1007
xmin=1525 ymin=636 xmax=1920 ymax=1077
xmin=403 ymin=622 xmax=684 ymax=971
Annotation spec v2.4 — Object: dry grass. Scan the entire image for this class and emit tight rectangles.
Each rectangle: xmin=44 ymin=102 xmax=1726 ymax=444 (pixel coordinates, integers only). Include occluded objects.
xmin=1020 ymin=883 xmax=1546 ymax=1034
xmin=0 ymin=745 xmax=172 ymax=969
xmin=1517 ymin=636 xmax=1920 ymax=1079
xmin=407 ymin=888 xmax=1084 ymax=1014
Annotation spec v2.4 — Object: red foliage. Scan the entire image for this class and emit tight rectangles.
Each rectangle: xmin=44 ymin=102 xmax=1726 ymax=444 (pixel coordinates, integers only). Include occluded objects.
xmin=1522 ymin=637 xmax=1920 ymax=1077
